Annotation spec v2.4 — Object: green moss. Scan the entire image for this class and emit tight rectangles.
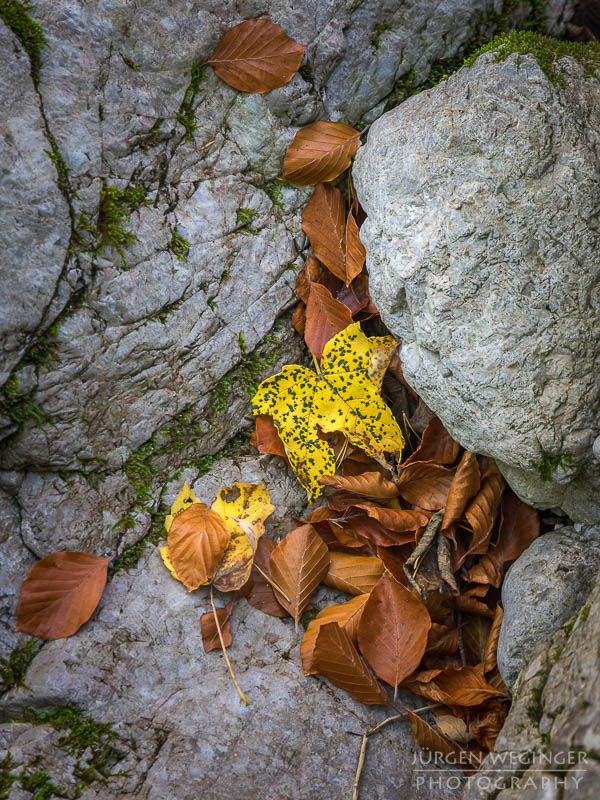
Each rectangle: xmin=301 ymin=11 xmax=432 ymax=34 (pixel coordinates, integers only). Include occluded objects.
xmin=44 ymin=129 xmax=71 ymax=198
xmin=531 ymin=445 xmax=572 ymax=481
xmin=120 ymin=54 xmax=139 ymax=71
xmin=0 ymin=0 xmax=45 ymax=86
xmin=236 ymin=207 xmax=258 ymax=235
xmin=527 ymin=685 xmax=544 ymax=724
xmin=22 ymin=321 xmax=60 ymax=367
xmin=96 ymin=184 xmax=147 ymax=257
xmin=264 ymin=179 xmax=295 ymax=212
xmin=169 ymin=229 xmax=190 ymax=262
xmin=17 ymin=768 xmax=63 ymax=800
xmin=301 ymin=609 xmax=319 ymax=630
xmin=372 ymin=22 xmax=391 ymax=49
xmin=0 ymin=374 xmax=50 ymax=434
xmin=280 ymin=650 xmax=291 ymax=661
xmin=0 ymin=638 xmax=43 ymax=694
xmin=0 ymin=754 xmax=18 ymax=799
xmin=579 ymin=604 xmax=590 ymax=624
xmin=176 ymin=63 xmax=206 ymax=141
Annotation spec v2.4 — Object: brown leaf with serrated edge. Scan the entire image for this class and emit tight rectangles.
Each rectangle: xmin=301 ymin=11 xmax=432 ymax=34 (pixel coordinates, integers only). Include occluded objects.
xmin=302 ymin=184 xmax=345 ymax=281
xmin=292 ymin=302 xmax=306 ymax=336
xmin=406 ymin=664 xmax=505 ymax=706
xmin=468 ymin=493 xmax=539 ymax=586
xmin=269 ymin=524 xmax=330 ymax=631
xmin=251 ymin=414 xmax=288 ymax=460
xmin=168 ymin=504 xmax=230 ymax=591
xmin=319 ymin=471 xmax=399 ymax=500
xmin=484 ymin=606 xmax=503 ymax=673
xmin=351 ymin=502 xmax=429 ymax=533
xmin=16 ymin=552 xmax=108 ymax=640
xmin=282 ymin=120 xmax=360 ymax=185
xmin=200 ymin=600 xmax=234 ymax=652
xmin=406 ymin=708 xmax=465 ymax=764
xmin=402 ymin=418 xmax=461 ymax=467
xmin=426 ymin=623 xmax=460 ymax=656
xmin=313 ymin=621 xmax=388 ymax=704
xmin=396 ymin=463 xmax=456 ymax=510
xmin=304 ymin=282 xmax=353 ymax=358
xmin=301 ymin=594 xmax=369 ymax=675
xmin=442 ymin=451 xmax=481 ymax=531
xmin=358 ymin=576 xmax=431 ymax=688
xmin=206 ymin=19 xmax=306 ymax=94
xmin=246 ymin=538 xmax=287 ymax=618
xmin=296 ymin=255 xmax=322 ymax=302
xmin=463 ymin=462 xmax=505 ymax=558
xmin=323 ymin=551 xmax=384 ymax=595
xmin=345 ymin=208 xmax=365 ymax=285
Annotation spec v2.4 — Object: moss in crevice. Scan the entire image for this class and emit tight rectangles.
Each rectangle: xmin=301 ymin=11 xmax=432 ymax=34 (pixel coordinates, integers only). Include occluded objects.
xmin=264 ymin=179 xmax=296 ymax=212
xmin=0 ymin=638 xmax=43 ymax=694
xmin=96 ymin=184 xmax=147 ymax=258
xmin=531 ymin=445 xmax=573 ymax=481
xmin=0 ymin=374 xmax=50 ymax=436
xmin=236 ymin=207 xmax=258 ymax=235
xmin=169 ymin=228 xmax=190 ymax=262
xmin=176 ymin=63 xmax=206 ymax=141
xmin=0 ymin=0 xmax=45 ymax=86
xmin=22 ymin=321 xmax=60 ymax=367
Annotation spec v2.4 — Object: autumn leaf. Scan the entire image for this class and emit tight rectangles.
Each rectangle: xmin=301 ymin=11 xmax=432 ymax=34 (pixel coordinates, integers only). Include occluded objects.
xmin=301 ymin=594 xmax=369 ymax=675
xmin=426 ymin=623 xmax=460 ymax=656
xmin=405 ymin=664 xmax=505 ymax=707
xmin=282 ymin=121 xmax=360 ymax=185
xmin=338 ymin=515 xmax=414 ymax=547
xmin=304 ymin=283 xmax=353 ymax=359
xmin=164 ymin=481 xmax=203 ymax=533
xmin=269 ymin=525 xmax=330 ymax=631
xmin=376 ymin=545 xmax=411 ymax=586
xmin=16 ymin=552 xmax=108 ymax=640
xmin=345 ymin=207 xmax=366 ymax=284
xmin=483 ymin=606 xmax=504 ymax=674
xmin=406 ymin=708 xmax=464 ymax=764
xmin=302 ymin=184 xmax=346 ymax=281
xmin=348 ymin=502 xmax=429 ymax=533
xmin=295 ymin=255 xmax=322 ymax=303
xmin=441 ymin=451 xmax=481 ymax=532
xmin=319 ymin=471 xmax=399 ymax=500
xmin=396 ymin=462 xmax=456 ymax=510
xmin=292 ymin=302 xmax=306 ymax=336
xmin=246 ymin=538 xmax=287 ymax=618
xmin=402 ymin=418 xmax=461 ymax=467
xmin=358 ymin=576 xmax=431 ymax=688
xmin=368 ymin=336 xmax=397 ymax=389
xmin=252 ymin=323 xmax=404 ymax=499
xmin=323 ymin=551 xmax=384 ymax=595
xmin=463 ymin=462 xmax=505 ymax=558
xmin=251 ymin=414 xmax=288 ymax=460
xmin=167 ymin=504 xmax=230 ymax=591
xmin=201 ymin=600 xmax=234 ymax=652
xmin=206 ymin=19 xmax=305 ymax=93
xmin=312 ymin=622 xmax=389 ymax=704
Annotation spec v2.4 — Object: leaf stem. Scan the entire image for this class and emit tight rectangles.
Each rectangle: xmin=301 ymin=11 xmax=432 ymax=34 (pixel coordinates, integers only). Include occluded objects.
xmin=210 ymin=586 xmax=249 ymax=706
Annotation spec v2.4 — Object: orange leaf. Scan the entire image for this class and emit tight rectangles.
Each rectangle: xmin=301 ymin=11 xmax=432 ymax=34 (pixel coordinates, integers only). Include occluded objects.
xmin=167 ymin=504 xmax=230 ymax=591
xmin=442 ymin=451 xmax=481 ymax=531
xmin=206 ymin=19 xmax=306 ymax=94
xmin=402 ymin=417 xmax=461 ymax=467
xmin=16 ymin=552 xmax=108 ymax=640
xmin=200 ymin=600 xmax=234 ymax=653
xmin=312 ymin=621 xmax=388 ymax=704
xmin=301 ymin=594 xmax=369 ymax=675
xmin=358 ymin=576 xmax=431 ymax=688
xmin=339 ymin=516 xmax=414 ymax=547
xmin=246 ymin=538 xmax=287 ymax=618
xmin=295 ymin=255 xmax=322 ymax=302
xmin=484 ymin=606 xmax=504 ymax=674
xmin=269 ymin=524 xmax=330 ymax=631
xmin=405 ymin=708 xmax=465 ymax=765
xmin=344 ymin=208 xmax=365 ymax=285
xmin=351 ymin=502 xmax=429 ymax=533
xmin=282 ymin=120 xmax=360 ymax=185
xmin=302 ymin=184 xmax=346 ymax=281
xmin=376 ymin=545 xmax=411 ymax=586
xmin=426 ymin=623 xmax=460 ymax=656
xmin=323 ymin=551 xmax=384 ymax=595
xmin=463 ymin=462 xmax=505 ymax=558
xmin=251 ymin=414 xmax=288 ymax=460
xmin=292 ymin=302 xmax=306 ymax=336
xmin=304 ymin=283 xmax=353 ymax=358
xmin=396 ymin=463 xmax=456 ymax=510
xmin=319 ymin=471 xmax=399 ymax=500
xmin=406 ymin=664 xmax=505 ymax=706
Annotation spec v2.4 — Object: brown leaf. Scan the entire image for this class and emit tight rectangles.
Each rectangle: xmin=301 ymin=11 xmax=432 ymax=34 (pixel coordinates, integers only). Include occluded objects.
xmin=406 ymin=708 xmax=464 ymax=764
xmin=483 ymin=606 xmax=504 ymax=673
xmin=328 ymin=521 xmax=370 ymax=549
xmin=251 ymin=414 xmax=288 ymax=459
xmin=405 ymin=664 xmax=505 ymax=706
xmin=300 ymin=594 xmax=369 ymax=675
xmin=16 ymin=552 xmax=108 ymax=640
xmin=269 ymin=524 xmax=330 ymax=631
xmin=426 ymin=623 xmax=460 ymax=656
xmin=200 ymin=600 xmax=234 ymax=652
xmin=319 ymin=471 xmax=399 ymax=500
xmin=282 ymin=120 xmax=360 ymax=185
xmin=396 ymin=463 xmax=456 ymax=510
xmin=246 ymin=538 xmax=287 ymax=618
xmin=351 ymin=502 xmax=429 ymax=533
xmin=376 ymin=545 xmax=411 ymax=586
xmin=323 ymin=551 xmax=384 ymax=595
xmin=304 ymin=282 xmax=353 ymax=358
xmin=344 ymin=208 xmax=365 ymax=285
xmin=167 ymin=504 xmax=230 ymax=591
xmin=402 ymin=418 xmax=461 ymax=467
xmin=336 ymin=273 xmax=372 ymax=317
xmin=434 ymin=714 xmax=471 ymax=745
xmin=295 ymin=255 xmax=322 ymax=302
xmin=312 ymin=621 xmax=388 ymax=704
xmin=340 ymin=515 xmax=414 ymax=547
xmin=451 ymin=595 xmax=495 ymax=619
xmin=302 ymin=183 xmax=346 ymax=281
xmin=442 ymin=451 xmax=481 ymax=531
xmin=207 ymin=19 xmax=305 ymax=94
xmin=463 ymin=463 xmax=505 ymax=558
xmin=292 ymin=302 xmax=306 ymax=336
xmin=468 ymin=701 xmax=507 ymax=751
xmin=358 ymin=576 xmax=431 ymax=688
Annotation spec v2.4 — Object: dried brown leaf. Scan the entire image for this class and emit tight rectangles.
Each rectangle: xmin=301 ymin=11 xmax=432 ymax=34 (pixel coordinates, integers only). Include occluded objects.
xmin=405 ymin=664 xmax=505 ymax=707
xmin=319 ymin=471 xmax=399 ymax=500
xmin=344 ymin=208 xmax=365 ymax=285
xmin=250 ymin=414 xmax=288 ymax=460
xmin=200 ymin=600 xmax=234 ymax=652
xmin=167 ymin=504 xmax=230 ymax=591
xmin=483 ymin=606 xmax=504 ymax=674
xmin=246 ymin=538 xmax=288 ymax=618
xmin=442 ymin=451 xmax=481 ymax=531
xmin=302 ymin=183 xmax=346 ymax=281
xmin=323 ymin=551 xmax=384 ymax=595
xmin=301 ymin=593 xmax=369 ymax=675
xmin=402 ymin=417 xmax=461 ymax=467
xmin=304 ymin=282 xmax=353 ymax=358
xmin=464 ymin=462 xmax=505 ymax=557
xmin=282 ymin=120 xmax=360 ymax=185
xmin=406 ymin=708 xmax=465 ymax=764
xmin=396 ymin=463 xmax=456 ymax=510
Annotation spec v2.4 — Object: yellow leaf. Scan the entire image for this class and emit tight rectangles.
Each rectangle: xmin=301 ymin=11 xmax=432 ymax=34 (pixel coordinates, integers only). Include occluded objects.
xmin=368 ymin=337 xmax=397 ymax=390
xmin=252 ymin=323 xmax=404 ymax=499
xmin=159 ymin=545 xmax=183 ymax=583
xmin=164 ymin=481 xmax=203 ymax=533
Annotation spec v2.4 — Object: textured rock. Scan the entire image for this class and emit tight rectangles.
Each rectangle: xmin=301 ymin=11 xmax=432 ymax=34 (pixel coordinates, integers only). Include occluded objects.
xmin=497 ymin=525 xmax=600 ymax=688
xmin=353 ymin=48 xmax=600 ymax=523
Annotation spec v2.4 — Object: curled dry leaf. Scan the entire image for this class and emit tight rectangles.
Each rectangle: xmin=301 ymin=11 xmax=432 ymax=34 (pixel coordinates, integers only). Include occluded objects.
xmin=483 ymin=605 xmax=504 ymax=673
xmin=167 ymin=504 xmax=230 ymax=591
xmin=301 ymin=183 xmax=346 ymax=281
xmin=16 ymin=552 xmax=109 ymax=640
xmin=251 ymin=414 xmax=288 ymax=460
xmin=340 ymin=515 xmax=414 ymax=547
xmin=434 ymin=714 xmax=470 ymax=745
xmin=269 ymin=524 xmax=330 ymax=631
xmin=312 ymin=621 xmax=388 ymax=704
xmin=406 ymin=664 xmax=505 ymax=707
xmin=396 ymin=462 xmax=456 ymax=510
xmin=212 ymin=517 xmax=261 ymax=592
xmin=376 ymin=545 xmax=411 ymax=586
xmin=301 ymin=593 xmax=369 ymax=675
xmin=282 ymin=120 xmax=360 ymax=185
xmin=442 ymin=451 xmax=481 ymax=532
xmin=358 ymin=576 xmax=431 ymax=688
xmin=246 ymin=538 xmax=287 ymax=618
xmin=350 ymin=502 xmax=429 ymax=533
xmin=368 ymin=336 xmax=397 ymax=390
xmin=201 ymin=600 xmax=234 ymax=653
xmin=402 ymin=417 xmax=461 ymax=467
xmin=344 ymin=208 xmax=366 ymax=285
xmin=426 ymin=623 xmax=460 ymax=656
xmin=323 ymin=551 xmax=384 ymax=595
xmin=304 ymin=282 xmax=353 ymax=359
xmin=207 ymin=18 xmax=306 ymax=93
xmin=319 ymin=471 xmax=399 ymax=500
xmin=463 ymin=462 xmax=505 ymax=558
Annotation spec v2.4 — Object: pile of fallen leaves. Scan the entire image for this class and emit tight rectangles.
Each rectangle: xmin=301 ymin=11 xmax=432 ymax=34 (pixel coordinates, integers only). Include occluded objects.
xmin=13 ymin=15 xmax=544 ymax=785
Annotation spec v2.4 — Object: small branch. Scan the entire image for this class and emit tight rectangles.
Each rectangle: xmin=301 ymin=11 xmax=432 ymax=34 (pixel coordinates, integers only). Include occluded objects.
xmin=352 ymin=734 xmax=368 ymax=800
xmin=210 ymin=586 xmax=249 ymax=706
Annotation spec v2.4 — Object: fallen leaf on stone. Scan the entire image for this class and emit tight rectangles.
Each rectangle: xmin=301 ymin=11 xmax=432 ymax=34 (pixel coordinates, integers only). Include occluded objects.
xmin=16 ymin=552 xmax=109 ymax=640
xmin=167 ymin=504 xmax=230 ymax=591
xmin=319 ymin=471 xmax=399 ymax=500
xmin=435 ymin=714 xmax=470 ymax=745
xmin=312 ymin=621 xmax=389 ymax=704
xmin=396 ymin=462 xmax=456 ymax=509
xmin=301 ymin=594 xmax=369 ymax=675
xmin=358 ymin=576 xmax=431 ymax=689
xmin=368 ymin=335 xmax=397 ymax=389
xmin=164 ymin=481 xmax=203 ymax=533
xmin=441 ymin=451 xmax=481 ymax=532
xmin=201 ymin=600 xmax=234 ymax=652
xmin=282 ymin=120 xmax=360 ymax=184
xmin=246 ymin=538 xmax=288 ymax=618
xmin=301 ymin=183 xmax=346 ymax=281
xmin=212 ymin=517 xmax=262 ymax=593
xmin=406 ymin=664 xmax=505 ymax=707
xmin=323 ymin=551 xmax=384 ymax=595
xmin=250 ymin=414 xmax=288 ymax=460
xmin=269 ymin=524 xmax=330 ymax=631
xmin=406 ymin=708 xmax=464 ymax=764
xmin=295 ymin=255 xmax=323 ymax=302
xmin=402 ymin=417 xmax=461 ymax=467
xmin=159 ymin=545 xmax=181 ymax=583
xmin=344 ymin=207 xmax=366 ymax=285
xmin=206 ymin=18 xmax=306 ymax=93
xmin=304 ymin=282 xmax=353 ymax=358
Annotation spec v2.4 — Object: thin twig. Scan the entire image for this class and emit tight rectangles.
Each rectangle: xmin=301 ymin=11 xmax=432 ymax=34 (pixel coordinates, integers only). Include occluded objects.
xmin=210 ymin=586 xmax=249 ymax=706
xmin=352 ymin=734 xmax=368 ymax=800
xmin=198 ymin=139 xmax=215 ymax=151
xmin=253 ymin=564 xmax=291 ymax=603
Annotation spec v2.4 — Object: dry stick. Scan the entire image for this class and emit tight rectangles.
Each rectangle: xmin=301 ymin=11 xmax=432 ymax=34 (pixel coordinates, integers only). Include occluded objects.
xmin=210 ymin=586 xmax=249 ymax=706
xmin=253 ymin=564 xmax=291 ymax=603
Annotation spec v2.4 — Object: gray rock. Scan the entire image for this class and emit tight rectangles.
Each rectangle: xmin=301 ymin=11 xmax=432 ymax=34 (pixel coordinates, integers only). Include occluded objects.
xmin=353 ymin=49 xmax=600 ymax=523
xmin=498 ymin=525 xmax=600 ymax=688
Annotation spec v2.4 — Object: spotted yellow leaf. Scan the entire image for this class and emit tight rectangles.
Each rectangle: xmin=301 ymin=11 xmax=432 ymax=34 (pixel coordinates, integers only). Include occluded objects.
xmin=164 ymin=481 xmax=203 ymax=533
xmin=252 ymin=323 xmax=404 ymax=499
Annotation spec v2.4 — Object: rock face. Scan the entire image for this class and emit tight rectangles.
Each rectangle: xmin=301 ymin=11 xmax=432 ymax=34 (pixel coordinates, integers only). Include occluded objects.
xmin=497 ymin=524 xmax=600 ymax=688
xmin=353 ymin=47 xmax=600 ymax=524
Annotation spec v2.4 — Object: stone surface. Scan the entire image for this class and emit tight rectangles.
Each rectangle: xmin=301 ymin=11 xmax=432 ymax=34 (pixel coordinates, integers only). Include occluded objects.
xmin=497 ymin=525 xmax=600 ymax=688
xmin=353 ymin=49 xmax=600 ymax=524
xmin=464 ymin=573 xmax=600 ymax=800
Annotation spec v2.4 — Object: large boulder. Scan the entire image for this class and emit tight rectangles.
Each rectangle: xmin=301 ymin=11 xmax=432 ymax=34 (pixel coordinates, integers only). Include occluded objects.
xmin=353 ymin=38 xmax=600 ymax=523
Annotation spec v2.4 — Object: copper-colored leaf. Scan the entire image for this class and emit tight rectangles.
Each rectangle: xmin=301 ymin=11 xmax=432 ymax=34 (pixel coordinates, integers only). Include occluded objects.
xmin=406 ymin=708 xmax=464 ymax=764
xmin=451 ymin=595 xmax=495 ymax=619
xmin=468 ymin=701 xmax=507 ymax=751
xmin=304 ymin=282 xmax=353 ymax=358
xmin=312 ymin=621 xmax=388 ymax=704
xmin=301 ymin=594 xmax=369 ymax=675
xmin=167 ymin=504 xmax=230 ymax=591
xmin=406 ymin=664 xmax=505 ymax=706
xmin=302 ymin=183 xmax=346 ymax=281
xmin=292 ymin=302 xmax=306 ymax=335
xmin=319 ymin=471 xmax=399 ymax=500
xmin=396 ymin=463 xmax=456 ymax=510
xmin=344 ymin=208 xmax=365 ymax=285
xmin=16 ymin=552 xmax=108 ymax=640
xmin=323 ymin=551 xmax=384 ymax=595
xmin=269 ymin=524 xmax=330 ymax=631
xmin=358 ymin=576 xmax=431 ymax=687
xmin=351 ymin=502 xmax=429 ymax=533
xmin=296 ymin=255 xmax=322 ymax=302
xmin=464 ymin=462 xmax=505 ymax=557
xmin=282 ymin=120 xmax=360 ymax=185
xmin=402 ymin=418 xmax=461 ymax=467
xmin=200 ymin=600 xmax=234 ymax=652
xmin=442 ymin=451 xmax=481 ymax=531
xmin=484 ymin=606 xmax=504 ymax=673
xmin=341 ymin=515 xmax=414 ymax=547
xmin=206 ymin=19 xmax=306 ymax=94
xmin=251 ymin=414 xmax=288 ymax=459
xmin=426 ymin=623 xmax=460 ymax=656
xmin=246 ymin=538 xmax=287 ymax=618
xmin=376 ymin=545 xmax=411 ymax=586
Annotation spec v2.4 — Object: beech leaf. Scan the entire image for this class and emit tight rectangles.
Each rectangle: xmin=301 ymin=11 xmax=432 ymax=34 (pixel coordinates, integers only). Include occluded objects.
xmin=402 ymin=417 xmax=460 ymax=467
xmin=301 ymin=183 xmax=346 ymax=281
xmin=246 ymin=538 xmax=288 ymax=618
xmin=441 ymin=451 xmax=481 ymax=532
xmin=463 ymin=462 xmax=505 ymax=558
xmin=282 ymin=120 xmax=360 ymax=184
xmin=318 ymin=471 xmax=399 ymax=500
xmin=323 ymin=551 xmax=384 ymax=596
xmin=304 ymin=282 xmax=353 ymax=359
xmin=167 ymin=504 xmax=230 ymax=591
xmin=396 ymin=462 xmax=456 ymax=510
xmin=301 ymin=594 xmax=369 ymax=675
xmin=405 ymin=664 xmax=505 ymax=707
xmin=164 ymin=481 xmax=203 ymax=533
xmin=250 ymin=414 xmax=288 ymax=460
xmin=344 ymin=207 xmax=366 ymax=285
xmin=406 ymin=708 xmax=464 ymax=764
xmin=201 ymin=600 xmax=234 ymax=652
